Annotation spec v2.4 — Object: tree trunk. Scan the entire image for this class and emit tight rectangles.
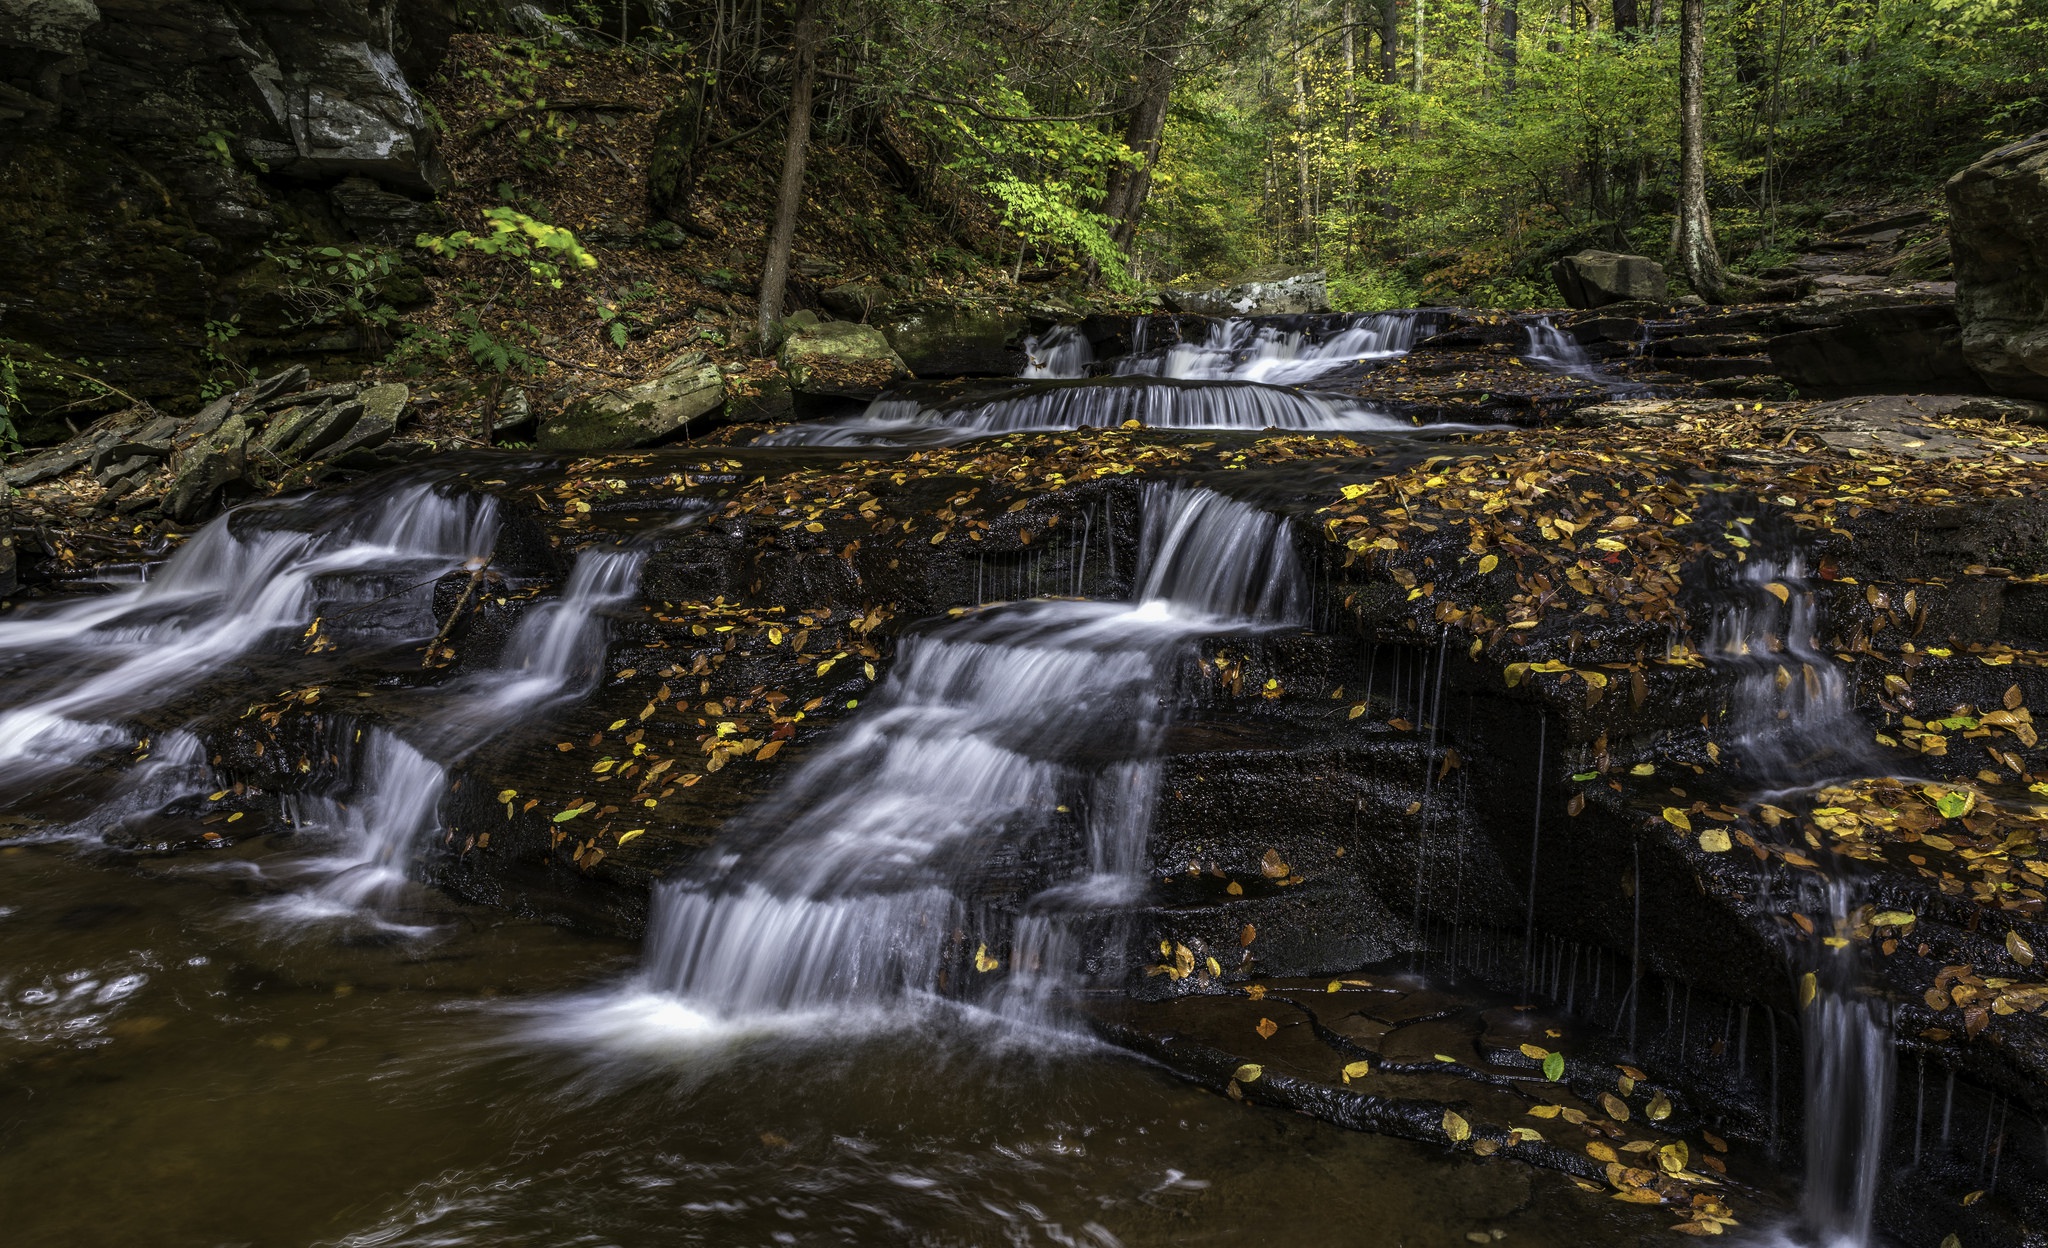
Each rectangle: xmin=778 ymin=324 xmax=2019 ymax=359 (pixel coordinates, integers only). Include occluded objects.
xmin=1412 ymin=0 xmax=1425 ymax=91
xmin=755 ymin=0 xmax=823 ymax=345
xmin=1381 ymin=0 xmax=1399 ymax=85
xmin=1501 ymin=0 xmax=1518 ymax=89
xmin=1675 ymin=0 xmax=1724 ymax=301
xmin=1099 ymin=0 xmax=1193 ymax=258
xmin=1342 ymin=0 xmax=1357 ymax=138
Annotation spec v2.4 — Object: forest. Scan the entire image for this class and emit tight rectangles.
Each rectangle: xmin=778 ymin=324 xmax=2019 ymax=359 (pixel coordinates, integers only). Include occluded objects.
xmin=3 ymin=2 xmax=2048 ymax=1247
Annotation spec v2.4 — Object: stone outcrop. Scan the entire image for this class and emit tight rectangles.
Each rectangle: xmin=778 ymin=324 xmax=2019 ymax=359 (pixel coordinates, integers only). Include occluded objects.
xmin=2 ymin=366 xmax=408 ymax=526
xmin=537 ymin=353 xmax=727 ymax=449
xmin=1766 ymin=289 xmax=1981 ymax=393
xmin=819 ymin=285 xmax=1035 ymax=377
xmin=1551 ymin=251 xmax=1668 ymax=308
xmin=1163 ymin=268 xmax=1329 ymax=317
xmin=1947 ymin=129 xmax=2048 ymax=398
xmin=0 ymin=0 xmax=456 ymax=411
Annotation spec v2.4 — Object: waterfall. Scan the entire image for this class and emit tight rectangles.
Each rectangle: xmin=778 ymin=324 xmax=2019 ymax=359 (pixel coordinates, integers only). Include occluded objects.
xmin=262 ymin=547 xmax=648 ymax=923
xmin=1114 ymin=312 xmax=1422 ymax=384
xmin=759 ymin=376 xmax=1408 ymax=447
xmin=1798 ymin=880 xmax=1895 ymax=1248
xmin=1522 ymin=316 xmax=1595 ymax=374
xmin=637 ymin=486 xmax=1305 ymax=1024
xmin=1703 ymin=550 xmax=1874 ymax=786
xmin=1021 ymin=325 xmax=1094 ymax=379
xmin=0 ymin=482 xmax=498 ymax=797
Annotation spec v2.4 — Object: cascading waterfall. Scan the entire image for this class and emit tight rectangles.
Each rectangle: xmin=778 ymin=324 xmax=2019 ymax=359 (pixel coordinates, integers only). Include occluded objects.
xmin=273 ymin=547 xmax=648 ymax=920
xmin=636 ymin=485 xmax=1305 ymax=1025
xmin=1522 ymin=316 xmax=1597 ymax=375
xmin=1703 ymin=549 xmax=1875 ymax=787
xmin=0 ymin=482 xmax=498 ymax=797
xmin=759 ymin=376 xmax=1408 ymax=447
xmin=1114 ymin=312 xmax=1422 ymax=384
xmin=1021 ymin=324 xmax=1094 ymax=379
xmin=1710 ymin=536 xmax=1891 ymax=1245
xmin=1798 ymin=880 xmax=1895 ymax=1248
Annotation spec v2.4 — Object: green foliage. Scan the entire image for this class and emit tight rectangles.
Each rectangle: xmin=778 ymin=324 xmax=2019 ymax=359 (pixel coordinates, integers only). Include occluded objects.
xmin=417 ymin=207 xmax=597 ymax=289
xmin=263 ymin=238 xmax=405 ymax=347
xmin=0 ymin=356 xmax=22 ymax=454
xmin=198 ymin=317 xmax=247 ymax=401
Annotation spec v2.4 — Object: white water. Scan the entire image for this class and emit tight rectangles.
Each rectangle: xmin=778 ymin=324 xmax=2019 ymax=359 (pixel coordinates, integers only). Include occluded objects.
xmin=632 ymin=486 xmax=1304 ymax=1027
xmin=266 ymin=548 xmax=648 ymax=921
xmin=760 ymin=377 xmax=1409 ymax=446
xmin=1021 ymin=325 xmax=1095 ymax=379
xmin=1522 ymin=317 xmax=1597 ymax=375
xmin=1114 ymin=313 xmax=1422 ymax=385
xmin=1798 ymin=881 xmax=1895 ymax=1248
xmin=0 ymin=484 xmax=498 ymax=795
xmin=1702 ymin=551 xmax=1874 ymax=786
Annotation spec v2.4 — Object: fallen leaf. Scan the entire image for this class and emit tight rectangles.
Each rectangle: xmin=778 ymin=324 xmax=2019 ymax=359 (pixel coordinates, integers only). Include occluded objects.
xmin=1255 ymin=1017 xmax=1278 ymax=1039
xmin=1342 ymin=1059 xmax=1371 ymax=1082
xmin=1235 ymin=1063 xmax=1263 ymax=1083
xmin=1443 ymin=1110 xmax=1471 ymax=1142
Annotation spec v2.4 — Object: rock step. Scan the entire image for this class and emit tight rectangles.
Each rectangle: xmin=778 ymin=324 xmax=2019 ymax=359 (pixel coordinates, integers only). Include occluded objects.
xmin=1086 ymin=977 xmax=1756 ymax=1233
xmin=1658 ymin=356 xmax=1778 ymax=381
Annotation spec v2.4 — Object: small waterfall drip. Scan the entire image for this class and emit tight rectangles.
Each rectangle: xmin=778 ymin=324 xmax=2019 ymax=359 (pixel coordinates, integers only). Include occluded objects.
xmin=640 ymin=486 xmax=1305 ymax=1024
xmin=1114 ymin=312 xmax=1422 ymax=384
xmin=0 ymin=482 xmax=499 ymax=797
xmin=1703 ymin=550 xmax=1874 ymax=785
xmin=271 ymin=547 xmax=648 ymax=922
xmin=1021 ymin=325 xmax=1094 ymax=379
xmin=1522 ymin=316 xmax=1598 ymax=375
xmin=758 ymin=377 xmax=1407 ymax=447
xmin=1799 ymin=879 xmax=1895 ymax=1248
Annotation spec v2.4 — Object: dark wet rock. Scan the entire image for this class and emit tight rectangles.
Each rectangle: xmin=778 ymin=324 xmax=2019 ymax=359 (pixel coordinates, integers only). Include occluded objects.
xmin=1948 ymin=129 xmax=2048 ymax=399
xmin=1163 ymin=268 xmax=1330 ymax=317
xmin=164 ymin=413 xmax=251 ymax=523
xmin=1552 ymin=251 xmax=1669 ymax=309
xmin=1767 ymin=291 xmax=1981 ymax=394
xmin=537 ymin=354 xmax=725 ymax=449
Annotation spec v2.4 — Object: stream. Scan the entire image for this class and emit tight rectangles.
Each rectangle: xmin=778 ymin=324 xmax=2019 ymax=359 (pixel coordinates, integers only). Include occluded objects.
xmin=0 ymin=311 xmax=1953 ymax=1246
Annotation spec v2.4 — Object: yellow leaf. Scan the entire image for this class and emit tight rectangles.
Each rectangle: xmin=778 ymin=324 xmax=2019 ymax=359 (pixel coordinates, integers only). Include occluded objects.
xmin=1587 ymin=1142 xmax=1620 ymax=1163
xmin=1631 ymin=763 xmax=1656 ymax=775
xmin=1765 ymin=582 xmax=1790 ymax=603
xmin=974 ymin=944 xmax=1000 ymax=973
xmin=1663 ymin=807 xmax=1693 ymax=832
xmin=1206 ymin=956 xmax=1223 ymax=977
xmin=1600 ymin=1092 xmax=1631 ymax=1121
xmin=1527 ymin=1104 xmax=1562 ymax=1118
xmin=616 ymin=829 xmax=645 ymax=846
xmin=1342 ymin=1060 xmax=1371 ymax=1082
xmin=1801 ymin=972 xmax=1817 ymax=1008
xmin=495 ymin=789 xmax=517 ymax=803
xmin=1962 ymin=1190 xmax=1984 ymax=1207
xmin=1699 ymin=827 xmax=1732 ymax=852
xmin=1520 ymin=1043 xmax=1550 ymax=1060
xmin=1348 ymin=703 xmax=1366 ymax=719
xmin=1234 ymin=1063 xmax=1263 ymax=1083
xmin=1872 ymin=910 xmax=1916 ymax=927
xmin=1443 ymin=1111 xmax=1471 ymax=1142
xmin=1479 ymin=554 xmax=1500 ymax=573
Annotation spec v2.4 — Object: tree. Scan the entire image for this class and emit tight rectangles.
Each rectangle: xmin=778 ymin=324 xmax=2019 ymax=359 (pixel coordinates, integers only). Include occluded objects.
xmin=1674 ymin=0 xmax=1725 ymax=300
xmin=757 ymin=0 xmax=824 ymax=345
xmin=1098 ymin=0 xmax=1195 ymax=263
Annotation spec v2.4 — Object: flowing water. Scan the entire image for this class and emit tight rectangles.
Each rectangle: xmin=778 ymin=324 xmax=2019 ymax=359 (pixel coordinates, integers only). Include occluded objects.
xmin=762 ymin=313 xmax=1423 ymax=446
xmin=628 ymin=486 xmax=1305 ymax=1028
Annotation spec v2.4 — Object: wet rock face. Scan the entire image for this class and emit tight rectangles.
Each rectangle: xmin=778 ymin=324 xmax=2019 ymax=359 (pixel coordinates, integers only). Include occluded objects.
xmin=1766 ymin=290 xmax=1982 ymax=394
xmin=1947 ymin=129 xmax=2048 ymax=399
xmin=777 ymin=319 xmax=911 ymax=399
xmin=1551 ymin=251 xmax=1668 ymax=309
xmin=0 ymin=0 xmax=454 ymax=404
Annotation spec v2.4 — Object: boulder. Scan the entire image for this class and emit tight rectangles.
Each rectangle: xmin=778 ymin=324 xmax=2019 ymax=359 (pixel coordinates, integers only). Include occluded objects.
xmin=319 ymin=383 xmax=406 ymax=460
xmin=1766 ymin=291 xmax=1981 ymax=393
xmin=1162 ymin=268 xmax=1329 ymax=317
xmin=817 ymin=288 xmax=1030 ymax=377
xmin=1946 ymin=130 xmax=2048 ymax=398
xmin=537 ymin=355 xmax=726 ymax=449
xmin=777 ymin=321 xmax=910 ymax=398
xmin=1551 ymin=251 xmax=1668 ymax=308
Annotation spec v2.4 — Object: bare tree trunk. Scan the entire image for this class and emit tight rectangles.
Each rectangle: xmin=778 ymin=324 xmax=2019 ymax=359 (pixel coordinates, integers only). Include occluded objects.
xmin=1342 ymin=0 xmax=1357 ymax=138
xmin=1098 ymin=0 xmax=1193 ymax=258
xmin=756 ymin=0 xmax=822 ymax=346
xmin=1381 ymin=0 xmax=1399 ymax=84
xmin=1649 ymin=0 xmax=1665 ymax=31
xmin=1675 ymin=0 xmax=1725 ymax=300
xmin=1412 ymin=0 xmax=1425 ymax=91
xmin=1501 ymin=0 xmax=1518 ymax=89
